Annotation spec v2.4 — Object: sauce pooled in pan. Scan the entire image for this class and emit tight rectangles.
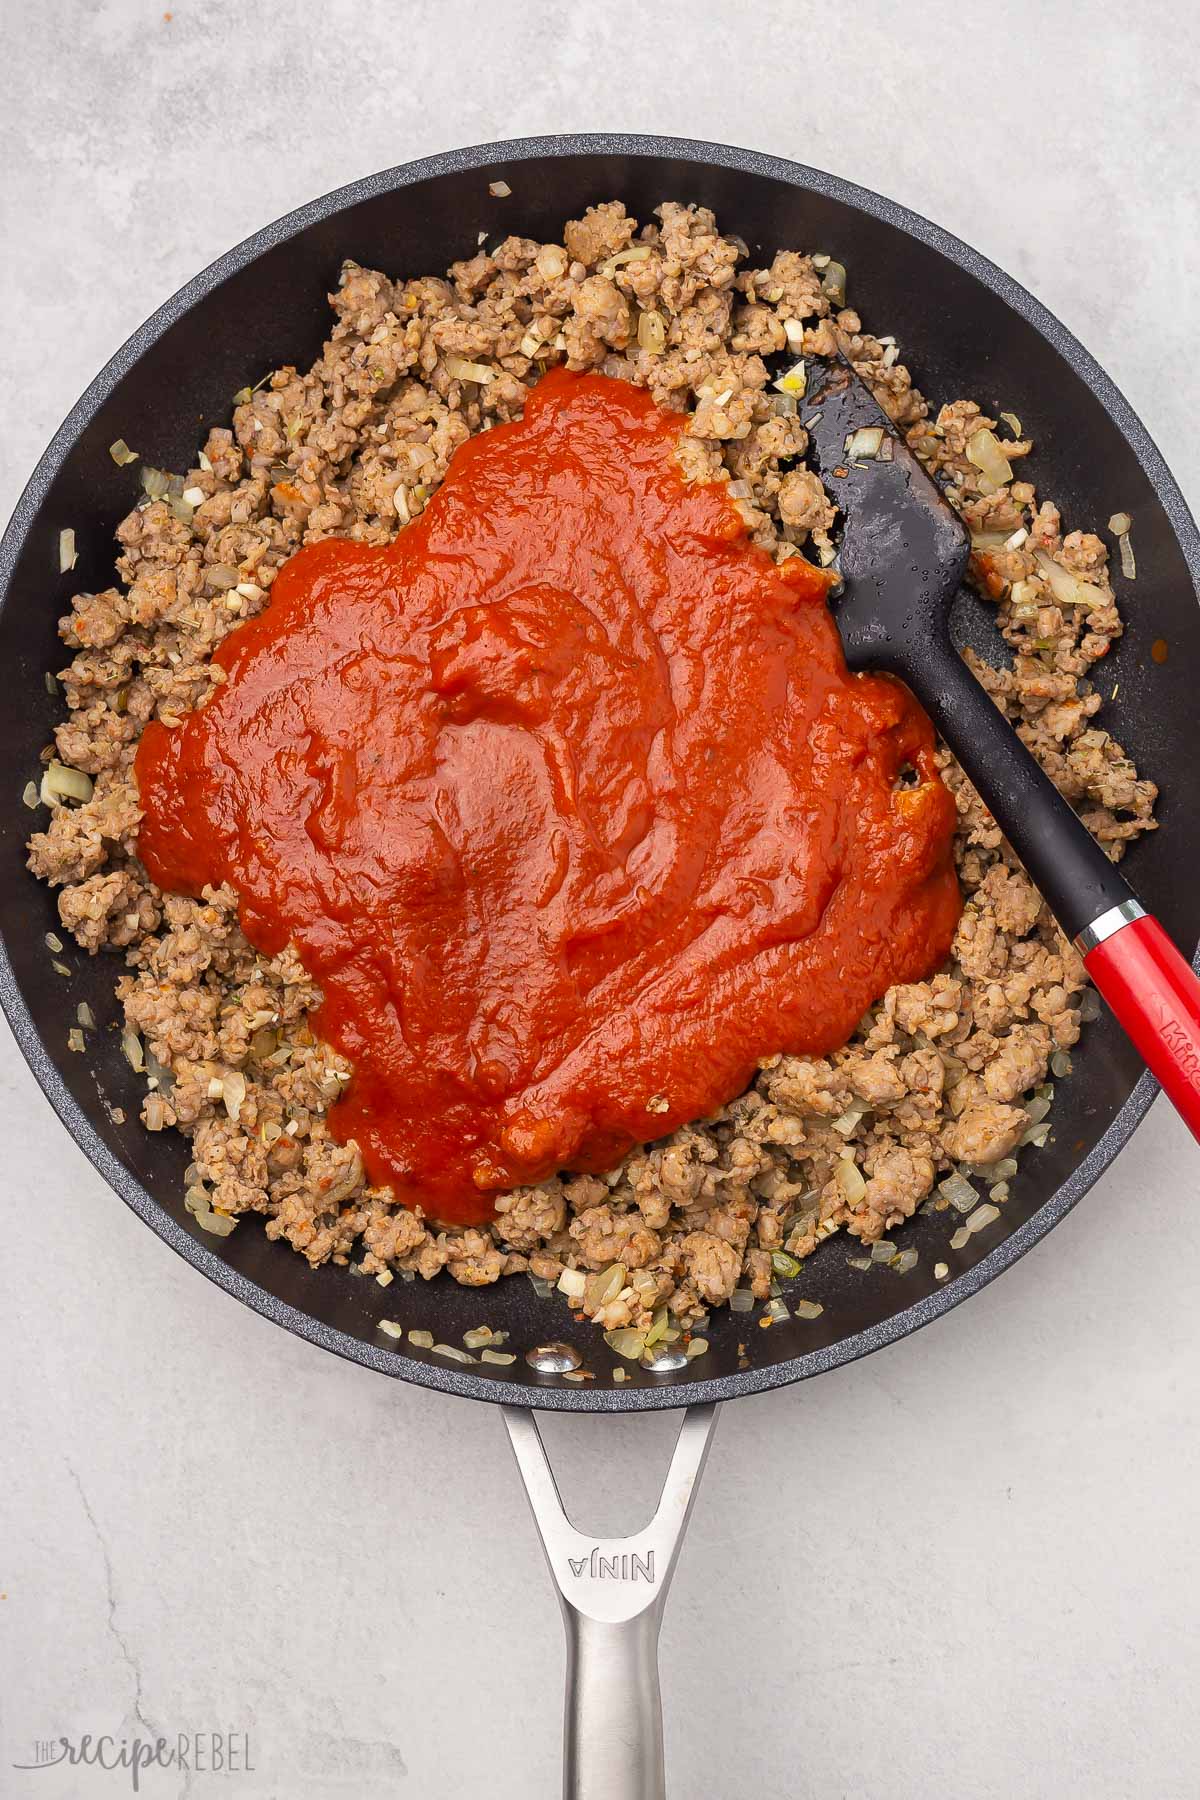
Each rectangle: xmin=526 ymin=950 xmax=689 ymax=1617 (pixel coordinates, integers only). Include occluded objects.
xmin=136 ymin=370 xmax=960 ymax=1225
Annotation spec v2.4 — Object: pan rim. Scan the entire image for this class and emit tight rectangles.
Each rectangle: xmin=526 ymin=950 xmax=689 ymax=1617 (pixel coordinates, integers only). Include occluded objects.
xmin=2 ymin=130 xmax=1197 ymax=1412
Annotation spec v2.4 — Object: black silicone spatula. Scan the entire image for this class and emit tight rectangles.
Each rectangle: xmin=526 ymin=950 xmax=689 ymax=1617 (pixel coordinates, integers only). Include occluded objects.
xmin=803 ymin=355 xmax=1200 ymax=1139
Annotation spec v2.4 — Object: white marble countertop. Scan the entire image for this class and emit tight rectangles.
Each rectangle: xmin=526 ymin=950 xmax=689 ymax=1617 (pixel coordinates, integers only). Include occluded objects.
xmin=3 ymin=2 xmax=1199 ymax=1795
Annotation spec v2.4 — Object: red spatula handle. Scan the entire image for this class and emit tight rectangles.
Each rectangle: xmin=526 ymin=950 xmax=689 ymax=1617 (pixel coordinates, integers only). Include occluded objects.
xmin=1082 ymin=908 xmax=1200 ymax=1138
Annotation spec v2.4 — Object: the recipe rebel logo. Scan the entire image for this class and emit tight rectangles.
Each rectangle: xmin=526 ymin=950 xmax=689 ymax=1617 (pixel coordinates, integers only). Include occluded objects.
xmin=11 ymin=1731 xmax=255 ymax=1791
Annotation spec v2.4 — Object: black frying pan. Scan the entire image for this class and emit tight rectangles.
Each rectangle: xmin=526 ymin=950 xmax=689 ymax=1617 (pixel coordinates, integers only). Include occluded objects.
xmin=3 ymin=135 xmax=1198 ymax=1797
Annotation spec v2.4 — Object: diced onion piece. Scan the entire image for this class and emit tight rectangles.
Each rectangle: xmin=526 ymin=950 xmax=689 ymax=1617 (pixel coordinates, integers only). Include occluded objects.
xmin=835 ymin=1157 xmax=867 ymax=1205
xmin=772 ymin=359 xmax=807 ymax=398
xmin=76 ymin=1001 xmax=96 ymax=1030
xmin=890 ymin=1249 xmax=919 ymax=1274
xmin=937 ymin=1169 xmax=978 ymax=1213
xmin=870 ymin=1239 xmax=895 ymax=1263
xmin=965 ymin=428 xmax=1014 ymax=492
xmin=934 ymin=1261 xmax=949 ymax=1279
xmin=1025 ymin=1093 xmax=1052 ymax=1126
xmin=534 ymin=243 xmax=568 ymax=280
xmin=604 ymin=1327 xmax=648 ymax=1362
xmin=444 ymin=355 xmax=494 ymax=384
xmin=844 ymin=427 xmax=884 ymax=461
xmin=965 ymin=1203 xmax=1000 ymax=1235
xmin=598 ymin=245 xmax=653 ymax=277
xmin=59 ymin=529 xmax=77 ymax=573
xmin=519 ymin=332 xmax=542 ymax=358
xmin=970 ymin=530 xmax=1013 ymax=550
xmin=140 ymin=465 xmax=172 ymax=499
xmin=557 ymin=1266 xmax=587 ymax=1300
xmin=45 ymin=931 xmax=64 ymax=952
xmin=109 ymin=438 xmax=139 ymax=466
xmin=41 ymin=761 xmax=93 ymax=806
xmin=846 ymin=1254 xmax=873 ymax=1272
xmin=481 ymin=1348 xmax=516 ymax=1365
xmin=409 ymin=1329 xmax=434 ymax=1348
xmin=432 ymin=1343 xmax=476 ymax=1364
xmin=197 ymin=1208 xmax=238 ymax=1237
xmin=794 ymin=1298 xmax=824 ymax=1319
xmin=988 ymin=1182 xmax=1010 ymax=1204
xmin=181 ymin=485 xmax=206 ymax=508
xmin=1004 ymin=527 xmax=1028 ymax=550
xmin=949 ymin=1225 xmax=971 ymax=1251
xmin=378 ymin=1319 xmax=404 ymax=1339
xmin=637 ymin=310 xmax=666 ymax=354
xmin=729 ymin=1288 xmax=755 ymax=1313
xmin=819 ymin=260 xmax=846 ymax=304
xmin=999 ymin=411 xmax=1023 ymax=437
xmin=584 ymin=1262 xmax=626 ymax=1312
xmin=1118 ymin=531 xmax=1136 ymax=580
xmin=644 ymin=1306 xmax=671 ymax=1348
xmin=783 ymin=318 xmax=806 ymax=350
xmin=67 ymin=1027 xmax=85 ymax=1053
xmin=685 ymin=1336 xmax=710 ymax=1359
xmin=22 ymin=780 xmax=39 ymax=809
xmin=463 ymin=1326 xmax=495 ymax=1349
xmin=220 ymin=1068 xmax=247 ymax=1121
xmin=526 ymin=1273 xmax=553 ymax=1298
xmin=1021 ymin=1122 xmax=1052 ymax=1148
xmin=771 ymin=1250 xmax=802 ymax=1278
xmin=1032 ymin=549 xmax=1101 ymax=609
xmin=1108 ymin=511 xmax=1132 ymax=537
xmin=488 ymin=180 xmax=511 ymax=197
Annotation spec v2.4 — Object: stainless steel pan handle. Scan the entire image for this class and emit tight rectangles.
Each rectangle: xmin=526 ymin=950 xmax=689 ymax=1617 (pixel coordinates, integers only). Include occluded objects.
xmin=503 ymin=1403 xmax=720 ymax=1800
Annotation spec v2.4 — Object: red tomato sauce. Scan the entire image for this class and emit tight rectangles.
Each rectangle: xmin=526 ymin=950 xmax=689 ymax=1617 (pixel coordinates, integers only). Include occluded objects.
xmin=136 ymin=370 xmax=960 ymax=1225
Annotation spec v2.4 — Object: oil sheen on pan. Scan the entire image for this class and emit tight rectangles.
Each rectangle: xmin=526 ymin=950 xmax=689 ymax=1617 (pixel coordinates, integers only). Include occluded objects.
xmin=136 ymin=370 xmax=961 ymax=1224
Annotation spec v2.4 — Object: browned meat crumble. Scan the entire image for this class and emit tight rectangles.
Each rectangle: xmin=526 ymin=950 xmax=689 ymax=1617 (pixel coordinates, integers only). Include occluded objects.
xmin=26 ymin=199 xmax=1155 ymax=1337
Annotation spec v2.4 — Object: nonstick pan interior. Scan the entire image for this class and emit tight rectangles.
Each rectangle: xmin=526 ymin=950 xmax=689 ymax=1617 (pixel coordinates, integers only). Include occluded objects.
xmin=2 ymin=135 xmax=1198 ymax=1410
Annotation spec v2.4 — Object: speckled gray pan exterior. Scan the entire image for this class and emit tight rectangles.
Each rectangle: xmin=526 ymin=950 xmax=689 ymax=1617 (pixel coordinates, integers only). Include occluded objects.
xmin=2 ymin=134 xmax=1199 ymax=1411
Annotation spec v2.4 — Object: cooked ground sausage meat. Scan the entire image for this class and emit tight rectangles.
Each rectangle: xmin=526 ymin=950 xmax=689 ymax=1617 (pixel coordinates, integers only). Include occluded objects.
xmin=27 ymin=199 xmax=1155 ymax=1335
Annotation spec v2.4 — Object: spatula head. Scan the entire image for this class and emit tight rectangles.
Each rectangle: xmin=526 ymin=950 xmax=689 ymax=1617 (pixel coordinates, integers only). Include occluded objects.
xmin=802 ymin=357 xmax=970 ymax=675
